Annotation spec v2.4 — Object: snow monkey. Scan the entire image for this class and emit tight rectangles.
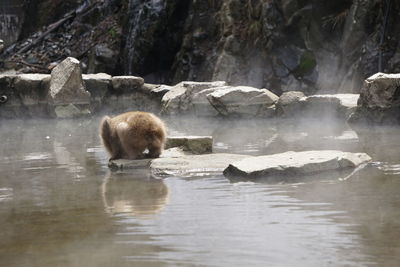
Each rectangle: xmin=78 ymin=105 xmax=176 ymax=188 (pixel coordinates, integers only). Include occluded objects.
xmin=100 ymin=111 xmax=167 ymax=160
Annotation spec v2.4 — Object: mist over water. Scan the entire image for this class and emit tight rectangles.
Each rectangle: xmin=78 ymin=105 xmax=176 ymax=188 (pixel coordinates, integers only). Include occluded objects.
xmin=0 ymin=117 xmax=400 ymax=266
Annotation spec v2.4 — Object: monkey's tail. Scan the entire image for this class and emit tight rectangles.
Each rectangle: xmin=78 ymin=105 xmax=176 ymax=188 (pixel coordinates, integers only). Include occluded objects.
xmin=100 ymin=116 xmax=113 ymax=153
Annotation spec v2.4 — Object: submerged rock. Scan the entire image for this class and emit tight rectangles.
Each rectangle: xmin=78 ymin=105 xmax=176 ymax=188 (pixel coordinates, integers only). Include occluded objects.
xmin=223 ymin=150 xmax=371 ymax=181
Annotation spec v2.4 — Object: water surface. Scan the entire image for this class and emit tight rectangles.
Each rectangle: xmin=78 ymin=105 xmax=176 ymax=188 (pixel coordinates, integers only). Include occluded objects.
xmin=1 ymin=117 xmax=400 ymax=266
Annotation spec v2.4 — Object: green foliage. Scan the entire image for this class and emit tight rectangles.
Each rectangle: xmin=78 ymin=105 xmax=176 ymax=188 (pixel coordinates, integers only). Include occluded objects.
xmin=108 ymin=28 xmax=118 ymax=40
xmin=294 ymin=51 xmax=316 ymax=77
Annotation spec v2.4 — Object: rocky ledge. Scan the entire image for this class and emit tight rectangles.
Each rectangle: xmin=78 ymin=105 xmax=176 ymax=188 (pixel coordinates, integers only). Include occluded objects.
xmin=1 ymin=57 xmax=397 ymax=124
xmin=0 ymin=57 xmax=360 ymax=120
xmin=108 ymin=136 xmax=371 ymax=182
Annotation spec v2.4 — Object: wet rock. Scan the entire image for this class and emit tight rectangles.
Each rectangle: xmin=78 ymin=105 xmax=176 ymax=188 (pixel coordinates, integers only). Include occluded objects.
xmin=206 ymin=86 xmax=279 ymax=117
xmin=108 ymin=146 xmax=251 ymax=177
xmin=48 ymin=57 xmax=91 ymax=105
xmin=192 ymin=88 xmax=220 ymax=116
xmin=0 ymin=74 xmax=24 ymax=118
xmin=349 ymin=73 xmax=400 ymax=124
xmin=151 ymin=151 xmax=252 ymax=177
xmin=82 ymin=73 xmax=111 ymax=110
xmin=14 ymin=74 xmax=50 ymax=116
xmin=108 ymin=158 xmax=152 ymax=171
xmin=165 ymin=136 xmax=213 ymax=154
xmin=302 ymin=94 xmax=359 ymax=118
xmin=111 ymin=76 xmax=144 ymax=93
xmin=161 ymin=81 xmax=226 ymax=115
xmin=276 ymin=91 xmax=306 ymax=117
xmin=145 ymin=84 xmax=172 ymax=98
xmin=223 ymin=150 xmax=371 ymax=181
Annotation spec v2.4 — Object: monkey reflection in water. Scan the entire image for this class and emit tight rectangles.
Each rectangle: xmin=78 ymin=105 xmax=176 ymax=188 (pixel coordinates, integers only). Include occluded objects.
xmin=100 ymin=111 xmax=167 ymax=160
xmin=101 ymin=172 xmax=169 ymax=217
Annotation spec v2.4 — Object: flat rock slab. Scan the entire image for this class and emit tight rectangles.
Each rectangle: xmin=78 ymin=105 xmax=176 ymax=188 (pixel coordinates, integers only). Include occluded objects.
xmin=223 ymin=150 xmax=371 ymax=180
xmin=150 ymin=153 xmax=251 ymax=177
xmin=165 ymin=136 xmax=213 ymax=154
xmin=108 ymin=147 xmax=250 ymax=177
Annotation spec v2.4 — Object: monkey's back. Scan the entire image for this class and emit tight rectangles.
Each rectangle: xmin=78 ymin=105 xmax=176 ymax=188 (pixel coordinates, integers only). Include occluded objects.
xmin=112 ymin=111 xmax=166 ymax=147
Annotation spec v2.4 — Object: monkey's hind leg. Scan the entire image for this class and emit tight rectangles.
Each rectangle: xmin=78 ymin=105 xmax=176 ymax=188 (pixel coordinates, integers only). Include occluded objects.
xmin=100 ymin=117 xmax=123 ymax=161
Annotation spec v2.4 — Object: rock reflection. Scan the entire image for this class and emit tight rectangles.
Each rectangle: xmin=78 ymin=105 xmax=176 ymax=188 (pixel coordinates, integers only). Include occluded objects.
xmin=102 ymin=171 xmax=169 ymax=218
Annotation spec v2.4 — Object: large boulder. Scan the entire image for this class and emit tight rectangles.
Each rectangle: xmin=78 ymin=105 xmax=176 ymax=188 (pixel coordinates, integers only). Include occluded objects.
xmin=223 ymin=150 xmax=371 ymax=181
xmin=276 ymin=91 xmax=306 ymax=117
xmin=206 ymin=86 xmax=278 ymax=117
xmin=161 ymin=81 xmax=226 ymax=115
xmin=48 ymin=57 xmax=91 ymax=105
xmin=349 ymin=73 xmax=400 ymax=124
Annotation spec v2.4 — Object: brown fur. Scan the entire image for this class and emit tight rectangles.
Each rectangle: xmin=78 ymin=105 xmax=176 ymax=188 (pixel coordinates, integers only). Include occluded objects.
xmin=100 ymin=111 xmax=167 ymax=160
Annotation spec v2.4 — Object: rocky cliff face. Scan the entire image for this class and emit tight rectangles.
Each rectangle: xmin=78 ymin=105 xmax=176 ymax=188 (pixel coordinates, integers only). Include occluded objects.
xmin=1 ymin=0 xmax=399 ymax=95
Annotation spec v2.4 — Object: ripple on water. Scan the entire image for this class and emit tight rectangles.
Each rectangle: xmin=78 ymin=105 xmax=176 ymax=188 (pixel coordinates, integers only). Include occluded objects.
xmin=0 ymin=188 xmax=13 ymax=202
xmin=373 ymin=162 xmax=400 ymax=175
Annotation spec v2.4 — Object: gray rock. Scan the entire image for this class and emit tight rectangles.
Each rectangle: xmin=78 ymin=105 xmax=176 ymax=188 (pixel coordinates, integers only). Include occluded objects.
xmin=349 ymin=73 xmax=400 ymax=124
xmin=14 ymin=74 xmax=50 ymax=116
xmin=166 ymin=136 xmax=213 ymax=154
xmin=303 ymin=94 xmax=359 ymax=109
xmin=224 ymin=150 xmax=371 ymax=180
xmin=161 ymin=81 xmax=226 ymax=115
xmin=192 ymin=88 xmax=220 ymax=116
xmin=108 ymin=146 xmax=250 ymax=177
xmin=0 ymin=74 xmax=23 ymax=118
xmin=151 ymin=152 xmax=251 ymax=177
xmin=276 ymin=91 xmax=305 ymax=117
xmin=141 ymin=83 xmax=171 ymax=99
xmin=108 ymin=158 xmax=152 ymax=171
xmin=82 ymin=73 xmax=111 ymax=110
xmin=111 ymin=76 xmax=144 ymax=92
xmin=301 ymin=94 xmax=359 ymax=118
xmin=48 ymin=57 xmax=91 ymax=105
xmin=94 ymin=44 xmax=116 ymax=64
xmin=207 ymin=86 xmax=278 ymax=117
